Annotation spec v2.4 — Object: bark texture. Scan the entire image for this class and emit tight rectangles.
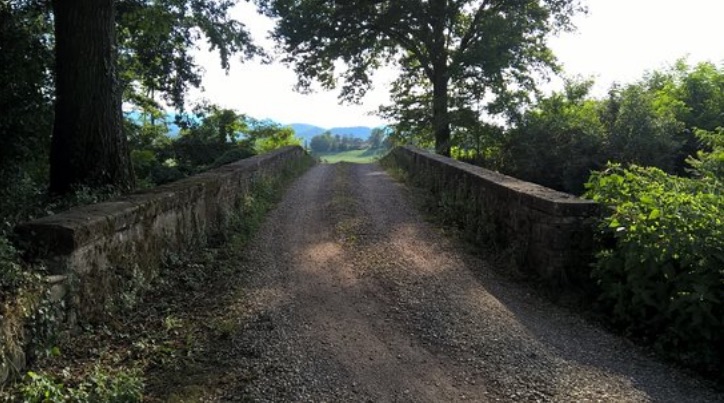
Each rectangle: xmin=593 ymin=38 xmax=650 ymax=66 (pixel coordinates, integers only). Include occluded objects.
xmin=430 ymin=0 xmax=451 ymax=157
xmin=50 ymin=0 xmax=134 ymax=194
xmin=432 ymin=71 xmax=451 ymax=157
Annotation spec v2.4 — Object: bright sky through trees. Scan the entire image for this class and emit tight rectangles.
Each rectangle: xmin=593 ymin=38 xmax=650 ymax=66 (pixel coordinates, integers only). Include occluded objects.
xmin=189 ymin=0 xmax=723 ymax=128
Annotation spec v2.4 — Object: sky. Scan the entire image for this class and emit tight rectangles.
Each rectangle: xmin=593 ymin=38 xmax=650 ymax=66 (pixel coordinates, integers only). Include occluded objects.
xmin=188 ymin=0 xmax=724 ymax=129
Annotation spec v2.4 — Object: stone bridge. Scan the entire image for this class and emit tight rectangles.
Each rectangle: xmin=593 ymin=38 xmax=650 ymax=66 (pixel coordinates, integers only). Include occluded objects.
xmin=5 ymin=146 xmax=716 ymax=401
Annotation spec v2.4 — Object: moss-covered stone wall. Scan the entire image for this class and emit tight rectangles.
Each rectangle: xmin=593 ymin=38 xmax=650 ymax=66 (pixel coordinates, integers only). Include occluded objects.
xmin=14 ymin=146 xmax=311 ymax=323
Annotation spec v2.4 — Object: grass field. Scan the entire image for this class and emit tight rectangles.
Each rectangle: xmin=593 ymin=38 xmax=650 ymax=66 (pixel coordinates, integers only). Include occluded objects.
xmin=312 ymin=148 xmax=386 ymax=164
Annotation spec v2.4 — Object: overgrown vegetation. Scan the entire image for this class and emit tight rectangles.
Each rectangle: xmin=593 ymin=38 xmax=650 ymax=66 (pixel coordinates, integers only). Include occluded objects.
xmin=19 ymin=368 xmax=143 ymax=403
xmin=127 ymin=102 xmax=300 ymax=188
xmin=1 ymin=184 xmax=123 ymax=386
xmin=585 ymin=127 xmax=723 ymax=377
xmin=473 ymin=61 xmax=724 ymax=195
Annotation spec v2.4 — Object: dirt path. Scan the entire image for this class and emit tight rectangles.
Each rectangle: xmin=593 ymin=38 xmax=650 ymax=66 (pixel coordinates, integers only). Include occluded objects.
xmin=174 ymin=163 xmax=721 ymax=402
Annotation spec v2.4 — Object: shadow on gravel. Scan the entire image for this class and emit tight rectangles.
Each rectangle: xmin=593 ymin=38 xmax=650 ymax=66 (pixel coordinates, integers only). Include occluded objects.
xmin=348 ymin=163 xmax=721 ymax=402
xmin=146 ymin=163 xmax=720 ymax=402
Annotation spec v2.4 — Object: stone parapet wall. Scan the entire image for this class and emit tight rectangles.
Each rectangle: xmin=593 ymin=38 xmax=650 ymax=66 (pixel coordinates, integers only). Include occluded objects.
xmin=14 ymin=146 xmax=311 ymax=322
xmin=383 ymin=146 xmax=599 ymax=286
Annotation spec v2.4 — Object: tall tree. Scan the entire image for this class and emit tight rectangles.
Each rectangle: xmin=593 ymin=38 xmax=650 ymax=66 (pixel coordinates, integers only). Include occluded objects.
xmin=50 ymin=0 xmax=134 ymax=194
xmin=259 ymin=0 xmax=584 ymax=156
xmin=48 ymin=0 xmax=260 ymax=194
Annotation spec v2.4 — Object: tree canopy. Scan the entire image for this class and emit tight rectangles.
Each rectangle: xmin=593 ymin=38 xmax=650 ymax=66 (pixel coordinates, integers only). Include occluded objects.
xmin=258 ymin=0 xmax=585 ymax=155
xmin=118 ymin=0 xmax=262 ymax=109
xmin=0 ymin=0 xmax=261 ymax=195
xmin=496 ymin=60 xmax=724 ymax=194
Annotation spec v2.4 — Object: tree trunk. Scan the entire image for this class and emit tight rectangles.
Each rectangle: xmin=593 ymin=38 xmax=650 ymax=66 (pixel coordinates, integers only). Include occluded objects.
xmin=432 ymin=71 xmax=451 ymax=156
xmin=50 ymin=0 xmax=134 ymax=195
xmin=429 ymin=0 xmax=451 ymax=157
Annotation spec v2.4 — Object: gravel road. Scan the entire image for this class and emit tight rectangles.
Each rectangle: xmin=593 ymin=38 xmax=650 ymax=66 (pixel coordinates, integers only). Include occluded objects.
xmin=206 ymin=162 xmax=721 ymax=402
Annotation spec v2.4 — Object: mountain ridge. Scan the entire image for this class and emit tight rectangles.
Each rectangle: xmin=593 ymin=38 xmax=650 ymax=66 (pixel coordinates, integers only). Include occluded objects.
xmin=287 ymin=123 xmax=374 ymax=142
xmin=124 ymin=111 xmax=376 ymax=142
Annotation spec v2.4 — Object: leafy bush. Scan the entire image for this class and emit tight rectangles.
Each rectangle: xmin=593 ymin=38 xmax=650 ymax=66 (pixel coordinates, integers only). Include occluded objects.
xmin=211 ymin=147 xmax=255 ymax=168
xmin=501 ymin=79 xmax=607 ymax=194
xmin=586 ymin=163 xmax=723 ymax=372
xmin=491 ymin=61 xmax=723 ymax=194
xmin=20 ymin=367 xmax=143 ymax=403
xmin=0 ymin=172 xmax=45 ymax=236
xmin=0 ymin=236 xmax=29 ymax=301
xmin=246 ymin=119 xmax=301 ymax=153
xmin=688 ymin=128 xmax=724 ymax=181
xmin=605 ymin=83 xmax=684 ymax=172
xmin=172 ymin=136 xmax=234 ymax=169
xmin=149 ymin=165 xmax=185 ymax=185
xmin=130 ymin=149 xmax=160 ymax=182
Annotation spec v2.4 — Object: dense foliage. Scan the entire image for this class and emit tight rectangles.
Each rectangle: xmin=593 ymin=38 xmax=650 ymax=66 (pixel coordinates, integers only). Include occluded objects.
xmin=127 ymin=103 xmax=300 ymax=187
xmin=0 ymin=0 xmax=260 ymax=195
xmin=309 ymin=133 xmax=366 ymax=154
xmin=585 ymin=129 xmax=723 ymax=372
xmin=0 ymin=1 xmax=54 ymax=202
xmin=489 ymin=61 xmax=724 ymax=195
xmin=497 ymin=62 xmax=724 ymax=374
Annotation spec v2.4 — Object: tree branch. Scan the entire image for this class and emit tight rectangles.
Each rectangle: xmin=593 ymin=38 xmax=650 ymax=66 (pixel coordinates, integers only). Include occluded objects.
xmin=452 ymin=0 xmax=490 ymax=66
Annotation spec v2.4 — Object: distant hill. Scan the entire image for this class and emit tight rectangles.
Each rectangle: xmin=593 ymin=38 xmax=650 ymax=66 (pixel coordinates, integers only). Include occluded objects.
xmin=289 ymin=124 xmax=326 ymax=141
xmin=124 ymin=110 xmax=184 ymax=137
xmin=124 ymin=112 xmax=375 ymax=142
xmin=289 ymin=123 xmax=373 ymax=142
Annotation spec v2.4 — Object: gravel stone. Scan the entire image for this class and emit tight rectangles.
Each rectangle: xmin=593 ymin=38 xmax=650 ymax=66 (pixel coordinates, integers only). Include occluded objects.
xmin=208 ymin=163 xmax=722 ymax=402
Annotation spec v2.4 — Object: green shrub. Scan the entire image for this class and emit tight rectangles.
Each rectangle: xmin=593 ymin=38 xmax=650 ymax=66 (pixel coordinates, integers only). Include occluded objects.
xmin=688 ymin=127 xmax=724 ymax=181
xmin=1 ymin=235 xmax=28 ymax=295
xmin=211 ymin=147 xmax=255 ymax=168
xmin=172 ymin=137 xmax=234 ymax=168
xmin=585 ymin=163 xmax=723 ymax=372
xmin=501 ymin=79 xmax=608 ymax=195
xmin=0 ymin=172 xmax=46 ymax=235
xmin=130 ymin=149 xmax=160 ymax=181
xmin=149 ymin=165 xmax=185 ymax=185
xmin=19 ymin=367 xmax=143 ymax=403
